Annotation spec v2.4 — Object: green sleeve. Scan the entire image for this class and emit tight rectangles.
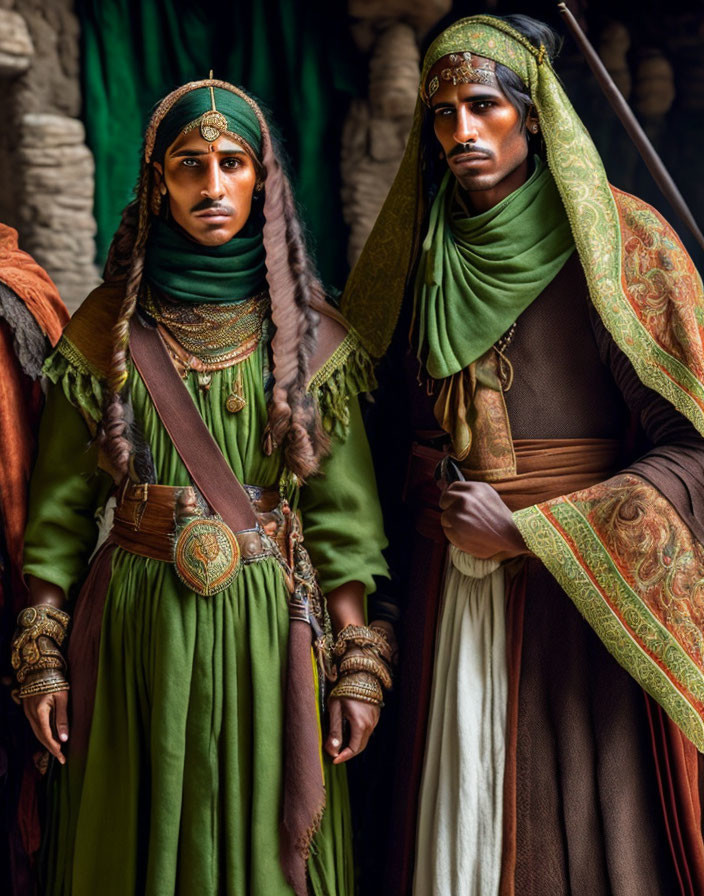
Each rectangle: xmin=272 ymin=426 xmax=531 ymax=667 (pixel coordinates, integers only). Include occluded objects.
xmin=23 ymin=385 xmax=113 ymax=597
xmin=299 ymin=396 xmax=389 ymax=596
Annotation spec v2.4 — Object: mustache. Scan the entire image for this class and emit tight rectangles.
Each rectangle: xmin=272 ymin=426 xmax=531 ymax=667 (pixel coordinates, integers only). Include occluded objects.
xmin=448 ymin=143 xmax=494 ymax=159
xmin=190 ymin=198 xmax=235 ymax=214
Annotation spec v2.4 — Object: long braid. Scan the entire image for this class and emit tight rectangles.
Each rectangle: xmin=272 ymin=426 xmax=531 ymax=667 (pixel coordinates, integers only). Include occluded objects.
xmin=102 ymin=166 xmax=152 ymax=477
xmin=257 ymin=116 xmax=329 ymax=480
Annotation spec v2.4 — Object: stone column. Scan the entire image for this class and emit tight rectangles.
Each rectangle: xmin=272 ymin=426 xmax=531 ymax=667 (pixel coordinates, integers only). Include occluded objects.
xmin=0 ymin=0 xmax=99 ymax=312
xmin=342 ymin=0 xmax=451 ymax=266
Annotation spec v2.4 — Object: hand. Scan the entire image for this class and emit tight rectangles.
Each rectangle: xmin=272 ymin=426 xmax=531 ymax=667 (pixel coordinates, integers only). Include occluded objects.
xmin=325 ymin=695 xmax=380 ymax=765
xmin=23 ymin=686 xmax=69 ymax=765
xmin=438 ymin=479 xmax=528 ymax=560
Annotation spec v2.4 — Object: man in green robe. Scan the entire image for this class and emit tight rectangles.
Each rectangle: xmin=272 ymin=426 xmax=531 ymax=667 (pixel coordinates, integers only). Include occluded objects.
xmin=15 ymin=78 xmax=389 ymax=896
xmin=344 ymin=14 xmax=704 ymax=895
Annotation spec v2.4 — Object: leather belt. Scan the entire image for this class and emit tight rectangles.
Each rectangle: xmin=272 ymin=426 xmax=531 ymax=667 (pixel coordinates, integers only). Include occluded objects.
xmin=111 ymin=481 xmax=289 ymax=566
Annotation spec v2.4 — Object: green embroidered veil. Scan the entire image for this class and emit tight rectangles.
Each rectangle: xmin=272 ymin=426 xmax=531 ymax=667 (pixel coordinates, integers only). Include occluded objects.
xmin=341 ymin=15 xmax=704 ymax=438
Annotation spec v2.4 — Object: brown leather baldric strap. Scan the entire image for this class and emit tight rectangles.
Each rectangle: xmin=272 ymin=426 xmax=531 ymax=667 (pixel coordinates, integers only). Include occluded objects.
xmin=128 ymin=314 xmax=258 ymax=532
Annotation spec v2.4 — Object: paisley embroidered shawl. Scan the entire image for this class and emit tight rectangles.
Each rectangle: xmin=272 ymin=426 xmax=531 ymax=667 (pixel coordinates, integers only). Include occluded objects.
xmin=341 ymin=16 xmax=704 ymax=750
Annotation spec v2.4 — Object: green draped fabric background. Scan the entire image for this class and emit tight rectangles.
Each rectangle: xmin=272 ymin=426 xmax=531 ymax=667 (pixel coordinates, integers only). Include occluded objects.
xmin=77 ymin=0 xmax=360 ymax=286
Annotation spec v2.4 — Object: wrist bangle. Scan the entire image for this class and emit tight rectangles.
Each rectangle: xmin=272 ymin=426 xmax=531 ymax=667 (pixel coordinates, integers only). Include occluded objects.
xmin=329 ymin=671 xmax=383 ymax=706
xmin=16 ymin=670 xmax=70 ymax=700
xmin=333 ymin=624 xmax=392 ymax=663
xmin=338 ymin=652 xmax=393 ymax=690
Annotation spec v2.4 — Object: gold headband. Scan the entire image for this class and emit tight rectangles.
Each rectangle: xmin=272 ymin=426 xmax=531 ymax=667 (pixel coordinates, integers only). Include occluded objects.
xmin=426 ymin=53 xmax=497 ymax=102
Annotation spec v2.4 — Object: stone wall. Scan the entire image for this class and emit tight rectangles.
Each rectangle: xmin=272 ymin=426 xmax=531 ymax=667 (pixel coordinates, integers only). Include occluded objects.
xmin=0 ymin=0 xmax=99 ymax=312
xmin=342 ymin=0 xmax=451 ymax=266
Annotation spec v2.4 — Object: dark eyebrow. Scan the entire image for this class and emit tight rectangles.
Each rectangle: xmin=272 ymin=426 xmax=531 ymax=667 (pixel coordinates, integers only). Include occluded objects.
xmin=431 ymin=91 xmax=500 ymax=112
xmin=170 ymin=146 xmax=246 ymax=158
xmin=463 ymin=93 xmax=498 ymax=102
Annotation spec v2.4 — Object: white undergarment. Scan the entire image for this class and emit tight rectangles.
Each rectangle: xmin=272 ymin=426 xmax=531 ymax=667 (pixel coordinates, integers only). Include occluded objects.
xmin=413 ymin=548 xmax=507 ymax=896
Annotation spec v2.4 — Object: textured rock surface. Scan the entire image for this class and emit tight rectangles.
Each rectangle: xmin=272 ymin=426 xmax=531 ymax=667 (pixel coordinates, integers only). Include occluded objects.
xmin=350 ymin=0 xmax=451 ymax=36
xmin=0 ymin=8 xmax=33 ymax=76
xmin=18 ymin=113 xmax=99 ymax=309
xmin=0 ymin=2 xmax=98 ymax=311
xmin=369 ymin=23 xmax=419 ymax=119
xmin=342 ymin=15 xmax=431 ymax=266
xmin=598 ymin=21 xmax=631 ymax=99
xmin=633 ymin=51 xmax=675 ymax=119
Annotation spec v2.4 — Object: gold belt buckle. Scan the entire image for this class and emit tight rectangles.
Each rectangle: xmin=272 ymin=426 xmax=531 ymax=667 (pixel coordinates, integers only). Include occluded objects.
xmin=173 ymin=516 xmax=240 ymax=597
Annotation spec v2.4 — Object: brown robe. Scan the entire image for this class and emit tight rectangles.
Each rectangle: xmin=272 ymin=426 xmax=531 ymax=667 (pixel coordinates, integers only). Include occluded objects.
xmin=377 ymin=253 xmax=704 ymax=895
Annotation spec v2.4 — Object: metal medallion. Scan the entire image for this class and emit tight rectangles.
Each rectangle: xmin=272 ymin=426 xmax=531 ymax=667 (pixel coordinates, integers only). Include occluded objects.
xmin=199 ymin=110 xmax=228 ymax=143
xmin=174 ymin=517 xmax=240 ymax=596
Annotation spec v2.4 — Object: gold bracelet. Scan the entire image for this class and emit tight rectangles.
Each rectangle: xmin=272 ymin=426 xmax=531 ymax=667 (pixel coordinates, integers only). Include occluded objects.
xmin=333 ymin=624 xmax=392 ymax=663
xmin=332 ymin=623 xmax=394 ymax=693
xmin=338 ymin=653 xmax=393 ymax=690
xmin=329 ymin=671 xmax=383 ymax=706
xmin=17 ymin=671 xmax=70 ymax=700
xmin=11 ymin=604 xmax=70 ymax=684
xmin=15 ymin=652 xmax=66 ymax=684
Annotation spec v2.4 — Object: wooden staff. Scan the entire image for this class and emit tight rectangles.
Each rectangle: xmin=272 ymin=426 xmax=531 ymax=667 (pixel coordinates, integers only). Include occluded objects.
xmin=558 ymin=2 xmax=704 ymax=252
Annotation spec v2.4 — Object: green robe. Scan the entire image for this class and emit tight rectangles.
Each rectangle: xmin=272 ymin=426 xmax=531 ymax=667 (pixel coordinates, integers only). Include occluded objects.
xmin=24 ymin=329 xmax=387 ymax=896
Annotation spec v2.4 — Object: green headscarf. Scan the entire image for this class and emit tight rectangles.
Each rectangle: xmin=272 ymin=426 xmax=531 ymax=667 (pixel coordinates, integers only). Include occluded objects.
xmin=144 ymin=217 xmax=267 ymax=303
xmin=152 ymin=86 xmax=262 ymax=162
xmin=416 ymin=156 xmax=574 ymax=378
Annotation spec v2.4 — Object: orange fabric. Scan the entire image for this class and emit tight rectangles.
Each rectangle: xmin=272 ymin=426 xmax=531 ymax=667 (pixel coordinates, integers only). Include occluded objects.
xmin=491 ymin=438 xmax=622 ymax=511
xmin=646 ymin=699 xmax=704 ymax=895
xmin=0 ymin=324 xmax=42 ymax=613
xmin=0 ymin=231 xmax=67 ymax=613
xmin=0 ymin=223 xmax=68 ymax=343
xmin=406 ymin=437 xmax=621 ymax=517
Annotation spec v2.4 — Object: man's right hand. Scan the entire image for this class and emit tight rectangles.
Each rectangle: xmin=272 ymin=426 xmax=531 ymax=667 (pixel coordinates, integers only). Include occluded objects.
xmin=23 ymin=687 xmax=69 ymax=765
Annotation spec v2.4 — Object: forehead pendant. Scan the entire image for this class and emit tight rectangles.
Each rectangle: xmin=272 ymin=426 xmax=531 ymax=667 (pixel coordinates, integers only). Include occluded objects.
xmin=182 ymin=71 xmax=228 ymax=142
xmin=200 ymin=75 xmax=227 ymax=142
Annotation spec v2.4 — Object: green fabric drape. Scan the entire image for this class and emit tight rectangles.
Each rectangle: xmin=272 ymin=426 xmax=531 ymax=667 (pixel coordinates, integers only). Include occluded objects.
xmin=415 ymin=157 xmax=574 ymax=378
xmin=77 ymin=0 xmax=359 ymax=286
xmin=144 ymin=217 xmax=267 ymax=303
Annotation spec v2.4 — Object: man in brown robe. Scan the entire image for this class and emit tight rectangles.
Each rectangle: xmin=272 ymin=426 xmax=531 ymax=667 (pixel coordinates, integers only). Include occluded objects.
xmin=345 ymin=13 xmax=704 ymax=896
xmin=0 ymin=223 xmax=67 ymax=894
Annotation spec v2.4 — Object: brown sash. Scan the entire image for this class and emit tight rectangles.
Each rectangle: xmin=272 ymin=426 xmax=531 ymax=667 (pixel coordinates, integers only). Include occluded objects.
xmin=129 ymin=314 xmax=258 ymax=531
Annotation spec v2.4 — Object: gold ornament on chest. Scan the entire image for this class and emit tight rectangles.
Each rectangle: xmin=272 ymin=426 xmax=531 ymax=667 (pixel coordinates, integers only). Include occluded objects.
xmin=141 ymin=287 xmax=269 ymax=410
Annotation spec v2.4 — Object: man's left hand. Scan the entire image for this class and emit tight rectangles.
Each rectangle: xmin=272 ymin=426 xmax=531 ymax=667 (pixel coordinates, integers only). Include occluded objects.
xmin=326 ymin=697 xmax=380 ymax=765
xmin=439 ymin=479 xmax=529 ymax=559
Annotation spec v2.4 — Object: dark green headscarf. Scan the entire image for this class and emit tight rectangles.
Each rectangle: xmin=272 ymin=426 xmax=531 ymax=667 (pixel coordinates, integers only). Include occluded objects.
xmin=144 ymin=217 xmax=267 ymax=303
xmin=152 ymin=86 xmax=262 ymax=162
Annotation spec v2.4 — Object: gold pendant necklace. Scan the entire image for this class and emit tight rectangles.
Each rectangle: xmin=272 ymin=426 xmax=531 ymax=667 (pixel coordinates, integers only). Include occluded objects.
xmin=225 ymin=366 xmax=246 ymax=413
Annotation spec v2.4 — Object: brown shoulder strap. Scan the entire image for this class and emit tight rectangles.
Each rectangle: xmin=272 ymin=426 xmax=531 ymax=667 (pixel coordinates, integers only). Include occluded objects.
xmin=129 ymin=315 xmax=257 ymax=532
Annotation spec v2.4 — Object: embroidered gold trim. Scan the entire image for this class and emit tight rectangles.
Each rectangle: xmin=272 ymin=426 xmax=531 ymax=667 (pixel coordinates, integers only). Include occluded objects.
xmin=307 ymin=332 xmax=357 ymax=391
xmin=55 ymin=335 xmax=103 ymax=380
xmin=142 ymin=288 xmax=269 ymax=371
